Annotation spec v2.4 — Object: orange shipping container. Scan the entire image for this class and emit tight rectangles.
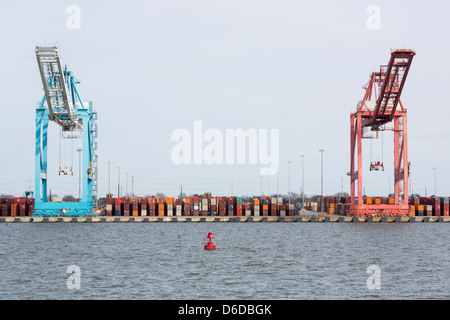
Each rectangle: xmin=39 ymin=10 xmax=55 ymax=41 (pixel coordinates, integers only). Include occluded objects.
xmin=328 ymin=208 xmax=335 ymax=215
xmin=185 ymin=197 xmax=191 ymax=204
xmin=158 ymin=203 xmax=165 ymax=216
xmin=10 ymin=203 xmax=17 ymax=217
xmin=166 ymin=197 xmax=174 ymax=204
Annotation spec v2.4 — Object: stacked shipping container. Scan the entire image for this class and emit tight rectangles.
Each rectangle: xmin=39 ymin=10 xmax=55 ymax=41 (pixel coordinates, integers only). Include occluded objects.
xmin=1 ymin=194 xmax=448 ymax=217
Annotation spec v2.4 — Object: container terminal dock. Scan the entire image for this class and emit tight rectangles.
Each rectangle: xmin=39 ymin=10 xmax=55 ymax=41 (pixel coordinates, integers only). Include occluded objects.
xmin=1 ymin=46 xmax=448 ymax=222
xmin=1 ymin=194 xmax=449 ymax=223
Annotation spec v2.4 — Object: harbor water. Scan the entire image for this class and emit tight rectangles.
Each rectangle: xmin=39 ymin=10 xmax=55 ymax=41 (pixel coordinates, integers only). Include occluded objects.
xmin=0 ymin=223 xmax=448 ymax=300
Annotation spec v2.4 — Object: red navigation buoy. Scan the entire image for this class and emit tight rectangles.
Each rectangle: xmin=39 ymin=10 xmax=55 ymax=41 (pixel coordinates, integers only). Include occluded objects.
xmin=204 ymin=231 xmax=216 ymax=250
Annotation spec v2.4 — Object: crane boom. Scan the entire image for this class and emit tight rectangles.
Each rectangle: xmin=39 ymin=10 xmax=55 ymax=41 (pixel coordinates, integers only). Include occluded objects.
xmin=35 ymin=45 xmax=81 ymax=131
xmin=360 ymin=49 xmax=415 ymax=128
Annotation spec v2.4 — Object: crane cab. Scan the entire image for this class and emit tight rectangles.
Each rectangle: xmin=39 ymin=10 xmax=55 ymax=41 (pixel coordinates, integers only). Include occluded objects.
xmin=59 ymin=167 xmax=74 ymax=176
xmin=370 ymin=161 xmax=384 ymax=171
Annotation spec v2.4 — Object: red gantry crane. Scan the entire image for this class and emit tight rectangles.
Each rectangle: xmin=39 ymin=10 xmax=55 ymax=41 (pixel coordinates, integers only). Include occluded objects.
xmin=349 ymin=49 xmax=415 ymax=217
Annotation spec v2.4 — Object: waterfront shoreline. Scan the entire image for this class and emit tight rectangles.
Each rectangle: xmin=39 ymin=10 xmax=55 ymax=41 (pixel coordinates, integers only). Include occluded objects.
xmin=1 ymin=214 xmax=449 ymax=223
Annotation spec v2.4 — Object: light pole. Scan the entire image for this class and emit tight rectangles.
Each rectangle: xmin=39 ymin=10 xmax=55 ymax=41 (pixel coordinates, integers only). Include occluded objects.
xmin=319 ymin=149 xmax=324 ymax=213
xmin=126 ymin=172 xmax=128 ymax=197
xmin=77 ymin=148 xmax=82 ymax=200
xmin=276 ymin=167 xmax=279 ymax=196
xmin=231 ymin=177 xmax=233 ymax=196
xmin=301 ymin=155 xmax=305 ymax=208
xmin=389 ymin=176 xmax=391 ymax=195
xmin=132 ymin=176 xmax=134 ymax=196
xmin=287 ymin=160 xmax=291 ymax=204
xmin=433 ymin=167 xmax=437 ymax=196
xmin=260 ymin=176 xmax=263 ymax=195
xmin=117 ymin=167 xmax=120 ymax=197
xmin=108 ymin=160 xmax=111 ymax=196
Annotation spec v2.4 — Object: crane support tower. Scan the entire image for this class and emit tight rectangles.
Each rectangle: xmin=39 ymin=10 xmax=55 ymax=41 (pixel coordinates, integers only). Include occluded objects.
xmin=33 ymin=45 xmax=98 ymax=217
xmin=349 ymin=49 xmax=415 ymax=217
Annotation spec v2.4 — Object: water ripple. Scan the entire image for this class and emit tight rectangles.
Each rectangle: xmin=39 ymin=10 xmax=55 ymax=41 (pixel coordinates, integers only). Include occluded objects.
xmin=0 ymin=223 xmax=448 ymax=299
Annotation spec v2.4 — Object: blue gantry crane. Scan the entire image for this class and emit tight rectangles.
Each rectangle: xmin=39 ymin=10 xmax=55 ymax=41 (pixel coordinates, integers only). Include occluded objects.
xmin=33 ymin=45 xmax=98 ymax=217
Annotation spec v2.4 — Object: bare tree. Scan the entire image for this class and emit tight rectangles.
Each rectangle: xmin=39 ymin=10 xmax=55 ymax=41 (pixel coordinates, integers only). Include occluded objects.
xmin=97 ymin=197 xmax=107 ymax=207
xmin=63 ymin=195 xmax=78 ymax=202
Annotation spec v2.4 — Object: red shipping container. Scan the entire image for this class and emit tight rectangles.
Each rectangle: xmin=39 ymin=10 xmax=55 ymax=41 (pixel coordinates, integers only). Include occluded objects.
xmin=2 ymin=203 xmax=10 ymax=216
xmin=441 ymin=203 xmax=449 ymax=216
xmin=184 ymin=203 xmax=191 ymax=216
xmin=433 ymin=204 xmax=441 ymax=216
xmin=123 ymin=202 xmax=130 ymax=216
xmin=270 ymin=204 xmax=277 ymax=216
xmin=218 ymin=201 xmax=226 ymax=216
xmin=19 ymin=204 xmax=26 ymax=216
xmin=236 ymin=204 xmax=243 ymax=216
xmin=149 ymin=203 xmax=156 ymax=216
xmin=27 ymin=204 xmax=34 ymax=216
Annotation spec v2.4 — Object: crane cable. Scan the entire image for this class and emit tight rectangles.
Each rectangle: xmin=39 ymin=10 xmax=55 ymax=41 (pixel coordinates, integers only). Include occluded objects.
xmin=381 ymin=129 xmax=384 ymax=164
xmin=59 ymin=127 xmax=62 ymax=171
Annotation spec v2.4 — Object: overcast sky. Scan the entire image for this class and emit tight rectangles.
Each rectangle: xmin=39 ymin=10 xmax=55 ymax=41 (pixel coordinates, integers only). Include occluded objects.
xmin=0 ymin=0 xmax=449 ymax=198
